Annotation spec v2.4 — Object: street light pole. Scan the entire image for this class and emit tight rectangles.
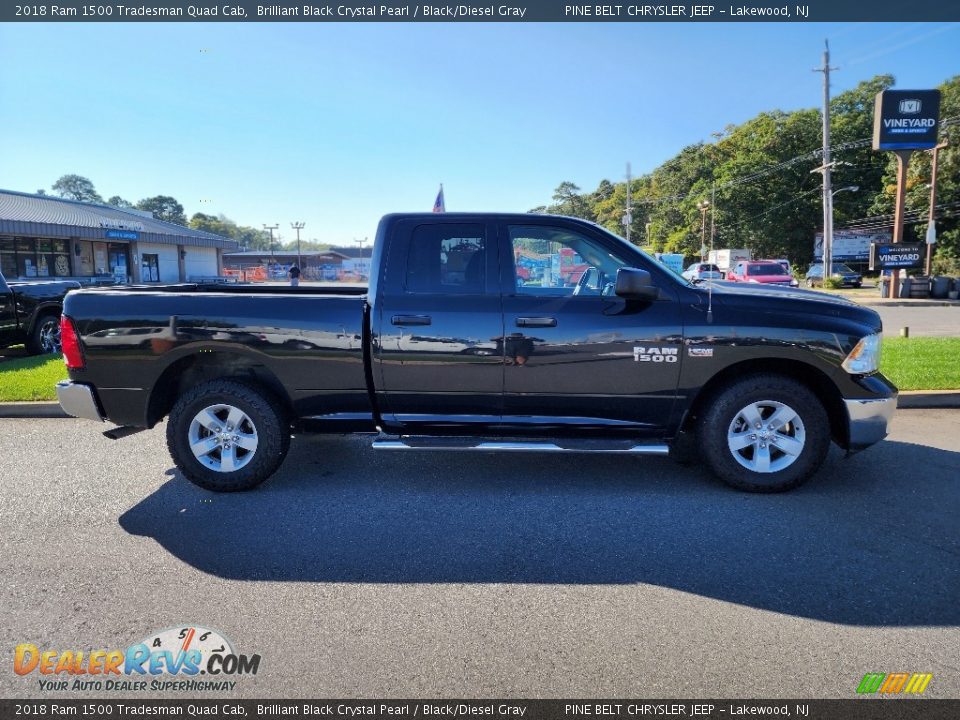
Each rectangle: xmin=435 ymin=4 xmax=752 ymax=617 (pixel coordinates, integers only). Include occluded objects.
xmin=925 ymin=142 xmax=947 ymax=277
xmin=697 ymin=199 xmax=710 ymax=261
xmin=263 ymin=224 xmax=278 ymax=260
xmin=623 ymin=162 xmax=632 ymax=244
xmin=291 ymin=221 xmax=305 ymax=270
xmin=819 ymin=185 xmax=859 ymax=278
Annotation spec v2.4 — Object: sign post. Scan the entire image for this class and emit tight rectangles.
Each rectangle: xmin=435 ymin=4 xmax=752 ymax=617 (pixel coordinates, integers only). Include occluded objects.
xmin=872 ymin=89 xmax=941 ymax=298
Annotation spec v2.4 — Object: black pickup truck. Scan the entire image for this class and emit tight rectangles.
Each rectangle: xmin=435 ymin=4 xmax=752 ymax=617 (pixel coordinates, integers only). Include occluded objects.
xmin=0 ymin=271 xmax=80 ymax=355
xmin=56 ymin=213 xmax=896 ymax=493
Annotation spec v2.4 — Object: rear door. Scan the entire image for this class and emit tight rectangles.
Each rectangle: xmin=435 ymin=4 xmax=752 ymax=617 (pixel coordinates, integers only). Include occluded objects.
xmin=498 ymin=219 xmax=683 ymax=431
xmin=374 ymin=217 xmax=504 ymax=429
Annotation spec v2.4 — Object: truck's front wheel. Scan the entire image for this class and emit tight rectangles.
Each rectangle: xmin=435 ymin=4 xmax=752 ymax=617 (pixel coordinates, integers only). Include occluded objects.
xmin=166 ymin=379 xmax=290 ymax=491
xmin=699 ymin=375 xmax=830 ymax=492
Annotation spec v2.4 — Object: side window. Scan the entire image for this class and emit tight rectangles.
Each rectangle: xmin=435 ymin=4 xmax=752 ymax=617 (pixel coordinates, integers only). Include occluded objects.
xmin=406 ymin=223 xmax=486 ymax=294
xmin=509 ymin=225 xmax=628 ymax=297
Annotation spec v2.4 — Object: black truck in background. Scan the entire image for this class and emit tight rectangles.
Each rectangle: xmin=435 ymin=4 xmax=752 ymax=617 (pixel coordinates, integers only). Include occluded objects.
xmin=56 ymin=213 xmax=897 ymax=493
xmin=0 ymin=271 xmax=80 ymax=355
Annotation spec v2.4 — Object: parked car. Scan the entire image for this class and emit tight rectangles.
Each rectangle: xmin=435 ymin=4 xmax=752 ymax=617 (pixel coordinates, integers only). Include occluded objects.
xmin=57 ymin=212 xmax=895 ymax=494
xmin=727 ymin=261 xmax=799 ymax=287
xmin=805 ymin=262 xmax=863 ymax=288
xmin=773 ymin=258 xmax=792 ymax=276
xmin=0 ymin=270 xmax=80 ymax=355
xmin=682 ymin=262 xmax=723 ymax=282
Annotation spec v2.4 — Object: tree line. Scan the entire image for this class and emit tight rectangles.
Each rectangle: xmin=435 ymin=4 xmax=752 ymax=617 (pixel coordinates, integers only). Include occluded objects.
xmin=532 ymin=74 xmax=960 ymax=275
xmin=40 ymin=175 xmax=284 ymax=251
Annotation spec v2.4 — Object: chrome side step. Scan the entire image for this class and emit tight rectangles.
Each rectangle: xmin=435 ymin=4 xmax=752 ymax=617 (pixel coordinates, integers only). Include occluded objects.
xmin=372 ymin=437 xmax=669 ymax=455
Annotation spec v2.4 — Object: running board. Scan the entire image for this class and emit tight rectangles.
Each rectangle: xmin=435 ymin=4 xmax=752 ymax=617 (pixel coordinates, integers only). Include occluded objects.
xmin=372 ymin=436 xmax=669 ymax=455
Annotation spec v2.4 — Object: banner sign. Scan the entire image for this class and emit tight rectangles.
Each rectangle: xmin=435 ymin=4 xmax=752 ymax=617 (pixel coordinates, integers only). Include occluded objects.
xmin=105 ymin=229 xmax=139 ymax=240
xmin=814 ymin=231 xmax=891 ymax=261
xmin=870 ymin=243 xmax=926 ymax=270
xmin=1 ymin=700 xmax=959 ymax=720
xmin=873 ymin=89 xmax=942 ymax=151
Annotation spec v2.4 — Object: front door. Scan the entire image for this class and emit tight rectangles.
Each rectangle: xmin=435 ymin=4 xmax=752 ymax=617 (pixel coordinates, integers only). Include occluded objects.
xmin=375 ymin=218 xmax=504 ymax=429
xmin=499 ymin=220 xmax=683 ymax=431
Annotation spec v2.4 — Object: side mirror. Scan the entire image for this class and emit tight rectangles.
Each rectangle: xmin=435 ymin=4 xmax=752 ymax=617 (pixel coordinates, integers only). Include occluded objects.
xmin=615 ymin=267 xmax=659 ymax=301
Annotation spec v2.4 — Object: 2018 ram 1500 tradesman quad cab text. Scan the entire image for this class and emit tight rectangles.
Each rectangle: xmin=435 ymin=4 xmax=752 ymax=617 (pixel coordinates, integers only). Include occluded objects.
xmin=56 ymin=213 xmax=896 ymax=492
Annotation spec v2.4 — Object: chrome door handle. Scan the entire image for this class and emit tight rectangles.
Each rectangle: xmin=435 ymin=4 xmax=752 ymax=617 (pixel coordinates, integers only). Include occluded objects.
xmin=391 ymin=315 xmax=432 ymax=326
xmin=515 ymin=317 xmax=557 ymax=328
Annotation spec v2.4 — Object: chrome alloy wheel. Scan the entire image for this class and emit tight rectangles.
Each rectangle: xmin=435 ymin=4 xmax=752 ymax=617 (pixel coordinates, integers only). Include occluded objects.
xmin=726 ymin=400 xmax=806 ymax=474
xmin=187 ymin=404 xmax=259 ymax=473
xmin=38 ymin=318 xmax=62 ymax=353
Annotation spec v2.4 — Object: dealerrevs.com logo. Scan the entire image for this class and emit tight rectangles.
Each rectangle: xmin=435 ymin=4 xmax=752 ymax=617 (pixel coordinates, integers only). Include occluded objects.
xmin=14 ymin=625 xmax=261 ymax=692
xmin=857 ymin=672 xmax=933 ymax=695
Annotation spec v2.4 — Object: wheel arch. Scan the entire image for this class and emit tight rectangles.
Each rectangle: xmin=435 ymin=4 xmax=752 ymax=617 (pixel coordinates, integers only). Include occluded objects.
xmin=680 ymin=358 xmax=849 ymax=449
xmin=27 ymin=304 xmax=63 ymax=336
xmin=146 ymin=350 xmax=292 ymax=428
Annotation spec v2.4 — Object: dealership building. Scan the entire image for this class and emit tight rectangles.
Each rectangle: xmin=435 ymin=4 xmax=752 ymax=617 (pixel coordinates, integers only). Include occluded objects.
xmin=0 ymin=189 xmax=237 ymax=284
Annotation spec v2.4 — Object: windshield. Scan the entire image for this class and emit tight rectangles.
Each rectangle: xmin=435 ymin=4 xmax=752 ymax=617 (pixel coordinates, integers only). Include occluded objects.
xmin=748 ymin=263 xmax=788 ymax=275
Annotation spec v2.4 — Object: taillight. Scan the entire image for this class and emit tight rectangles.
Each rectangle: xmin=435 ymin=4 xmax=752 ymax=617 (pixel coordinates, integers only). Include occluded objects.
xmin=61 ymin=315 xmax=85 ymax=369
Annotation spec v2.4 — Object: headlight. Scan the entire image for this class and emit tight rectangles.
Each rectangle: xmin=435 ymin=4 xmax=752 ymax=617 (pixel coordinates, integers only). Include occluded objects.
xmin=842 ymin=333 xmax=881 ymax=374
xmin=790 ymin=279 xmax=799 ymax=287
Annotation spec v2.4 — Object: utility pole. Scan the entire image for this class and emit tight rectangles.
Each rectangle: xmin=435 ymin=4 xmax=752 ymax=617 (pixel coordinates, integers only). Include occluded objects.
xmin=623 ymin=162 xmax=632 ymax=244
xmin=263 ymin=224 xmax=278 ymax=261
xmin=925 ymin=142 xmax=948 ymax=277
xmin=291 ymin=221 xmax=305 ymax=270
xmin=814 ymin=40 xmax=838 ymax=280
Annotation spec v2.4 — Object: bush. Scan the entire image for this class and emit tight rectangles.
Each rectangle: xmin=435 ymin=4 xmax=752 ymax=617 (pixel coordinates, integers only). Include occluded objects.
xmin=931 ymin=247 xmax=960 ymax=277
xmin=822 ymin=276 xmax=844 ymax=289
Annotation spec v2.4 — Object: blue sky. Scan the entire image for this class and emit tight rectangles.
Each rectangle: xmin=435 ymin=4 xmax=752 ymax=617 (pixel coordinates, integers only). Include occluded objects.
xmin=1 ymin=22 xmax=957 ymax=245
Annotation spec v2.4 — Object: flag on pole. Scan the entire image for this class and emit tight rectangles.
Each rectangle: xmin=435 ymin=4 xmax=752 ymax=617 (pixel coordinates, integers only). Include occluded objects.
xmin=432 ymin=184 xmax=445 ymax=213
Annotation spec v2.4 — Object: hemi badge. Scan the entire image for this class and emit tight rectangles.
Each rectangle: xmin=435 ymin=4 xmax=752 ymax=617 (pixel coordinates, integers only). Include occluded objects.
xmin=689 ymin=347 xmax=713 ymax=357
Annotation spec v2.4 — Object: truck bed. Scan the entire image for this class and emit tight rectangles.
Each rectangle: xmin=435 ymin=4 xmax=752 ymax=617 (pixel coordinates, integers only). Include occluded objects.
xmin=63 ymin=287 xmax=372 ymax=428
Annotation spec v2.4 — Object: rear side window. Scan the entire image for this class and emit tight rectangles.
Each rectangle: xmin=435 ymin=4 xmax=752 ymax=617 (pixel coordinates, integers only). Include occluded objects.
xmin=405 ymin=224 xmax=486 ymax=294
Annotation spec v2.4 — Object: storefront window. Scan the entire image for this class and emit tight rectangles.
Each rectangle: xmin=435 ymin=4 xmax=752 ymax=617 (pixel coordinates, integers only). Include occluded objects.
xmin=0 ymin=237 xmax=74 ymax=278
xmin=0 ymin=237 xmax=16 ymax=278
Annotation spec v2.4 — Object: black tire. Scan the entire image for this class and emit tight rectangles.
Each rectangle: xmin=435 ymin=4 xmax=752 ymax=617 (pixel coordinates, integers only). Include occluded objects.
xmin=698 ymin=374 xmax=830 ymax=492
xmin=27 ymin=314 xmax=61 ymax=355
xmin=166 ymin=379 xmax=290 ymax=492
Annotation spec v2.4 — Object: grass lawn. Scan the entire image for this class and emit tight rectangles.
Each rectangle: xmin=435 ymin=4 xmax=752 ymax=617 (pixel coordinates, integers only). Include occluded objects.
xmin=0 ymin=336 xmax=957 ymax=402
xmin=0 ymin=355 xmax=66 ymax=402
xmin=880 ymin=337 xmax=960 ymax=391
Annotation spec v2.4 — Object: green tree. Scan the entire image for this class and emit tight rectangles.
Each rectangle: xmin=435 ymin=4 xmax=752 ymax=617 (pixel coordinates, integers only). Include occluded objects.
xmin=51 ymin=174 xmax=103 ymax=203
xmin=137 ymin=195 xmax=187 ymax=225
xmin=107 ymin=195 xmax=134 ymax=208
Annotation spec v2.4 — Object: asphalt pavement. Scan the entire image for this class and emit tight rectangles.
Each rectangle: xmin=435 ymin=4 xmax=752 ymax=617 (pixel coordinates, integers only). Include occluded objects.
xmin=1 ymin=411 xmax=957 ymax=699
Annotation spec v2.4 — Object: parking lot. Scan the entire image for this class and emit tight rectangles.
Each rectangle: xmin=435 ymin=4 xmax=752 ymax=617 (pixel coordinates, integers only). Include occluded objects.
xmin=1 ymin=410 xmax=958 ymax=699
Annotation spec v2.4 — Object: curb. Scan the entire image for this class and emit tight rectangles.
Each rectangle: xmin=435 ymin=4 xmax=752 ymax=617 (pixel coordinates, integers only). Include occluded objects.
xmin=897 ymin=391 xmax=960 ymax=409
xmin=0 ymin=402 xmax=68 ymax=418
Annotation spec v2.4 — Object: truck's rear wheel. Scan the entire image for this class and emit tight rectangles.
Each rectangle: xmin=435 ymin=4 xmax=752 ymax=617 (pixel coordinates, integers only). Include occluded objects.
xmin=699 ymin=375 xmax=830 ymax=492
xmin=166 ymin=379 xmax=289 ymax=491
